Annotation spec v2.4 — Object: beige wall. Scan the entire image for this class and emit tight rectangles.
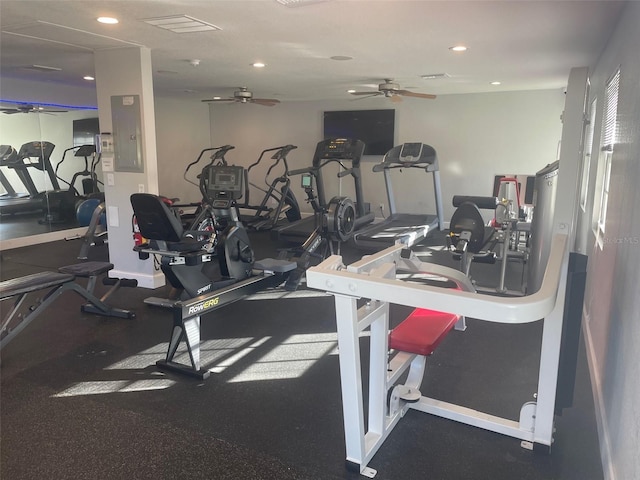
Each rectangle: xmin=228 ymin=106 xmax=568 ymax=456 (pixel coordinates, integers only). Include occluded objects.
xmin=204 ymin=90 xmax=564 ymax=223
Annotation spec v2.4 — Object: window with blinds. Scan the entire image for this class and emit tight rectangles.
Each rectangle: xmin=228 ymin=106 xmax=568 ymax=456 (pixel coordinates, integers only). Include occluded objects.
xmin=580 ymin=97 xmax=596 ymax=212
xmin=596 ymin=67 xmax=621 ymax=243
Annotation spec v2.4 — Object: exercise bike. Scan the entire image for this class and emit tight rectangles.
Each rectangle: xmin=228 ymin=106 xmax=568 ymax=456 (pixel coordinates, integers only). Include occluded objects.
xmin=238 ymin=144 xmax=301 ymax=230
xmin=130 ymin=163 xmax=295 ymax=378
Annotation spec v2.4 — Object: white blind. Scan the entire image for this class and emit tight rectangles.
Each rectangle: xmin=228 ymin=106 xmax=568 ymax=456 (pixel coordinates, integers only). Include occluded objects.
xmin=602 ymin=68 xmax=620 ymax=151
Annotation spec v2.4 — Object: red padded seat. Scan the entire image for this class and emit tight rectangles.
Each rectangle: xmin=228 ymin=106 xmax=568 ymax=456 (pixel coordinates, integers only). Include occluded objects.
xmin=389 ymin=308 xmax=460 ymax=356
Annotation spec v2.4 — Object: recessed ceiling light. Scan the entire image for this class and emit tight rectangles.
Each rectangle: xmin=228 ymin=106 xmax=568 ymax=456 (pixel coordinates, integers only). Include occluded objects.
xmin=490 ymin=81 xmax=501 ymax=85
xmin=212 ymin=96 xmax=221 ymax=100
xmin=97 ymin=16 xmax=119 ymax=24
xmin=83 ymin=76 xmax=95 ymax=81
xmin=347 ymin=89 xmax=356 ymax=93
xmin=449 ymin=45 xmax=467 ymax=52
xmin=252 ymin=62 xmax=266 ymax=68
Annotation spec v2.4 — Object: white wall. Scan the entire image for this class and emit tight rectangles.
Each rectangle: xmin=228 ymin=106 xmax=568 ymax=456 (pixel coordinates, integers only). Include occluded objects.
xmin=205 ymin=90 xmax=564 ymax=223
xmin=578 ymin=2 xmax=640 ymax=479
xmin=154 ymin=97 xmax=212 ymax=203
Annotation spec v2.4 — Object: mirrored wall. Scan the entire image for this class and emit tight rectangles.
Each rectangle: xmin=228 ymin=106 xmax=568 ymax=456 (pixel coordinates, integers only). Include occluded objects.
xmin=0 ymin=105 xmax=101 ymax=245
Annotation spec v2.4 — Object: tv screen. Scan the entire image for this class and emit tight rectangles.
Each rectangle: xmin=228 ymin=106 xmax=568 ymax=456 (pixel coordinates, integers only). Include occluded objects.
xmin=323 ymin=109 xmax=395 ymax=156
xmin=73 ymin=117 xmax=100 ymax=147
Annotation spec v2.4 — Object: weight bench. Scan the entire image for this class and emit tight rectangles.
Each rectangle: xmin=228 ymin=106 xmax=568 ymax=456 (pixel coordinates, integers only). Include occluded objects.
xmin=387 ymin=303 xmax=463 ymax=406
xmin=0 ymin=261 xmax=136 ymax=349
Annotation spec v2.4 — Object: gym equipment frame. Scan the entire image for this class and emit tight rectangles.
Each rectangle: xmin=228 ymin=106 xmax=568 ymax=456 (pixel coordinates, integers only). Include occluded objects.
xmin=1 ymin=261 xmax=136 ymax=349
xmin=306 ymin=234 xmax=572 ymax=477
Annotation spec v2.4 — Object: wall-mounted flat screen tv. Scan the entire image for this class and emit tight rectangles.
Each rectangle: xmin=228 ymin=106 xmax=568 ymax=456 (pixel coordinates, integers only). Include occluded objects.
xmin=73 ymin=117 xmax=100 ymax=147
xmin=323 ymin=109 xmax=395 ymax=156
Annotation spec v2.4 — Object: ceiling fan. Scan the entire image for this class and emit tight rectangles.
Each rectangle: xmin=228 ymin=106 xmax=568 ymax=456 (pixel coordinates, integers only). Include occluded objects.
xmin=350 ymin=79 xmax=436 ymax=102
xmin=0 ymin=104 xmax=68 ymax=115
xmin=201 ymin=87 xmax=280 ymax=107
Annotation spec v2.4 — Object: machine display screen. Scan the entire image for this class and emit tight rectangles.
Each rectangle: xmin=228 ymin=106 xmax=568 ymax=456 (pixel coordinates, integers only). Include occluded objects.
xmin=215 ymin=173 xmax=235 ymax=185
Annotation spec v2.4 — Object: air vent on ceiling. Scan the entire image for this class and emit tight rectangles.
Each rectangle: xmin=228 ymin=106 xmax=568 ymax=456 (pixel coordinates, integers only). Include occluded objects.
xmin=421 ymin=73 xmax=451 ymax=80
xmin=142 ymin=15 xmax=221 ymax=33
xmin=24 ymin=64 xmax=62 ymax=72
xmin=276 ymin=0 xmax=330 ymax=7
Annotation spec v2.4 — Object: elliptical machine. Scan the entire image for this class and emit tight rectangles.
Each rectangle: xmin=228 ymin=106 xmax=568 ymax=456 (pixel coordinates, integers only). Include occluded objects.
xmin=44 ymin=144 xmax=102 ymax=224
xmin=238 ymin=144 xmax=301 ymax=230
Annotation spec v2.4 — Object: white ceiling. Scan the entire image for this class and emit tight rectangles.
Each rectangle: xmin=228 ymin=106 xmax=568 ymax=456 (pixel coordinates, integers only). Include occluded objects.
xmin=0 ymin=0 xmax=626 ymax=106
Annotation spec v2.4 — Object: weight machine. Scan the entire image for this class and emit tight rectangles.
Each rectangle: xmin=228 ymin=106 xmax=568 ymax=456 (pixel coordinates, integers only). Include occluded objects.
xmin=305 ymin=232 xmax=585 ymax=477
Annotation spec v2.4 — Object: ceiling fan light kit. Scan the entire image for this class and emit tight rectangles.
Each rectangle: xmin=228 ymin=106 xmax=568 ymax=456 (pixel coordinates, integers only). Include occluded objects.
xmin=349 ymin=79 xmax=436 ymax=101
xmin=202 ymin=87 xmax=280 ymax=106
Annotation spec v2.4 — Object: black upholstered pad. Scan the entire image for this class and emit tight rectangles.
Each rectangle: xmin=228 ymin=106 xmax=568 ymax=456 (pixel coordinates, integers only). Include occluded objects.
xmin=0 ymin=272 xmax=75 ymax=300
xmin=58 ymin=261 xmax=113 ymax=277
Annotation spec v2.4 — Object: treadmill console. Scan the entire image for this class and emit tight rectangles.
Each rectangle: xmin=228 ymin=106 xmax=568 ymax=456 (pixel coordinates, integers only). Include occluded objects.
xmin=399 ymin=142 xmax=423 ymax=159
xmin=17 ymin=141 xmax=56 ymax=169
xmin=0 ymin=145 xmax=18 ymax=165
xmin=378 ymin=142 xmax=438 ymax=170
xmin=314 ymin=138 xmax=365 ymax=163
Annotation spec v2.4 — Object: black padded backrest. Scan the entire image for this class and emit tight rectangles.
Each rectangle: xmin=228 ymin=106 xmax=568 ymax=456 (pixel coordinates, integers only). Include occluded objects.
xmin=130 ymin=193 xmax=183 ymax=243
xmin=449 ymin=202 xmax=486 ymax=253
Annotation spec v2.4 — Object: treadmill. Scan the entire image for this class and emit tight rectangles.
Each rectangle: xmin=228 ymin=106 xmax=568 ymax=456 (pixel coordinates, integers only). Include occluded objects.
xmin=272 ymin=138 xmax=375 ymax=244
xmin=352 ymin=142 xmax=445 ymax=251
xmin=0 ymin=145 xmax=25 ymax=200
xmin=0 ymin=141 xmax=57 ymax=215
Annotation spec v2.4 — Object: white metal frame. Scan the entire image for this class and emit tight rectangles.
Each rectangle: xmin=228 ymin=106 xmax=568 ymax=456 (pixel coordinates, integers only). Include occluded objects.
xmin=306 ymin=234 xmax=569 ymax=477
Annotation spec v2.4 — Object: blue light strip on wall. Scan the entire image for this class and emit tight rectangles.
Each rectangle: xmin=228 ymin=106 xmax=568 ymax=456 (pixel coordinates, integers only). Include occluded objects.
xmin=0 ymin=99 xmax=98 ymax=110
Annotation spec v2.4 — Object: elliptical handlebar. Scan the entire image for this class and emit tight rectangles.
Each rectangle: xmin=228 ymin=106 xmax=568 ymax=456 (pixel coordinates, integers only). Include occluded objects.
xmin=247 ymin=144 xmax=298 ymax=172
xmin=183 ymin=145 xmax=236 ymax=188
xmin=271 ymin=144 xmax=297 ymax=161
xmin=210 ymin=145 xmax=235 ymax=165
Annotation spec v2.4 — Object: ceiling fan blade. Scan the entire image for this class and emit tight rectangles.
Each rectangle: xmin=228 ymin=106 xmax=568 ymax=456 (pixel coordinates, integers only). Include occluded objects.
xmin=201 ymin=98 xmax=235 ymax=103
xmin=397 ymin=90 xmax=437 ymax=99
xmin=251 ymin=98 xmax=280 ymax=106
xmin=350 ymin=91 xmax=383 ymax=96
xmin=390 ymin=94 xmax=403 ymax=103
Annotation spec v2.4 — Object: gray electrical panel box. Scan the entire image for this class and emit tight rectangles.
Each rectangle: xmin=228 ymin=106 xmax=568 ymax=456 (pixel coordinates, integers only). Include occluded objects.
xmin=111 ymin=95 xmax=143 ymax=172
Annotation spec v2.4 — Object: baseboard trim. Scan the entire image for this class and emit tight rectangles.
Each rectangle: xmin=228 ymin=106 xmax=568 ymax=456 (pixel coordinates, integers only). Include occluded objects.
xmin=583 ymin=313 xmax=616 ymax=480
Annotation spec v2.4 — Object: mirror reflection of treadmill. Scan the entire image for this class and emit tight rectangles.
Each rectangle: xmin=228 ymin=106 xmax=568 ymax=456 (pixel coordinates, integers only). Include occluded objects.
xmin=272 ymin=138 xmax=375 ymax=243
xmin=352 ymin=142 xmax=445 ymax=251
xmin=0 ymin=141 xmax=57 ymax=215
